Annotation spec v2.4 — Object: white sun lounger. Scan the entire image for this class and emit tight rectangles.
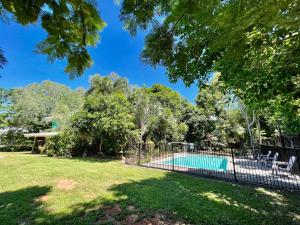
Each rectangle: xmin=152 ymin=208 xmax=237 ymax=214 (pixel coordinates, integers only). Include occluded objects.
xmin=272 ymin=156 xmax=297 ymax=176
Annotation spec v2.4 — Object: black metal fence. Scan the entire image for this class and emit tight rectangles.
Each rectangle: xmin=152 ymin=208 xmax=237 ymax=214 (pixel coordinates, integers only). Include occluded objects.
xmin=125 ymin=142 xmax=300 ymax=190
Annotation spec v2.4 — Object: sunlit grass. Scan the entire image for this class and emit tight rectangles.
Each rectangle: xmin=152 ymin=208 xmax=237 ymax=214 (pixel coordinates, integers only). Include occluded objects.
xmin=0 ymin=152 xmax=299 ymax=225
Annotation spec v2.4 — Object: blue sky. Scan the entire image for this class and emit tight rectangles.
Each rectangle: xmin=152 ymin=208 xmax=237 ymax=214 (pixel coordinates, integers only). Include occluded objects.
xmin=0 ymin=1 xmax=198 ymax=102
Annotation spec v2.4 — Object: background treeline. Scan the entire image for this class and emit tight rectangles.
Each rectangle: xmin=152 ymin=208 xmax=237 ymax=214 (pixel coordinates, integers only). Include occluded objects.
xmin=0 ymin=72 xmax=297 ymax=156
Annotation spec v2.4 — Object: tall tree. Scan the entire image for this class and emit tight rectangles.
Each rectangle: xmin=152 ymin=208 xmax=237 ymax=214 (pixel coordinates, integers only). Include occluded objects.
xmin=147 ymin=107 xmax=188 ymax=143
xmin=195 ymin=77 xmax=227 ymax=145
xmin=10 ymin=81 xmax=84 ymax=131
xmin=238 ymin=99 xmax=256 ymax=148
xmin=148 ymin=83 xmax=188 ymax=119
xmin=72 ymin=91 xmax=136 ymax=155
xmin=120 ymin=0 xmax=300 ymax=133
xmin=144 ymin=84 xmax=189 ymax=142
xmin=0 ymin=0 xmax=105 ymax=77
xmin=182 ymin=105 xmax=209 ymax=145
xmin=130 ymin=88 xmax=159 ymax=140
xmin=0 ymin=88 xmax=11 ymax=128
xmin=87 ymin=73 xmax=131 ymax=96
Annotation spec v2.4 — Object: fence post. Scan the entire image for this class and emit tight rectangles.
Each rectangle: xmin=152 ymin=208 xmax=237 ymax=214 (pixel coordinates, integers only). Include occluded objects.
xmin=230 ymin=147 xmax=238 ymax=182
xmin=138 ymin=142 xmax=141 ymax=165
xmin=172 ymin=143 xmax=175 ymax=171
xmin=296 ymin=149 xmax=300 ymax=176
xmin=124 ymin=143 xmax=129 ymax=164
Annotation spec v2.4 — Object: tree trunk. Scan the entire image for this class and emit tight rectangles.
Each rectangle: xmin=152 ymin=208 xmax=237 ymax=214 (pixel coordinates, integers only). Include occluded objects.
xmin=278 ymin=125 xmax=285 ymax=147
xmin=255 ymin=115 xmax=261 ymax=145
xmin=140 ymin=120 xmax=145 ymax=140
xmin=239 ymin=100 xmax=255 ymax=149
xmin=99 ymin=136 xmax=103 ymax=155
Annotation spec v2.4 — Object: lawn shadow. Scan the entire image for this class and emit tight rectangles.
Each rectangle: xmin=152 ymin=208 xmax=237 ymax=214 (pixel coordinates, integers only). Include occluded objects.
xmin=16 ymin=151 xmax=121 ymax=164
xmin=104 ymin=172 xmax=300 ymax=225
xmin=67 ymin=156 xmax=121 ymax=164
xmin=54 ymin=172 xmax=300 ymax=224
xmin=1 ymin=173 xmax=300 ymax=225
xmin=0 ymin=186 xmax=51 ymax=225
xmin=61 ymin=172 xmax=300 ymax=224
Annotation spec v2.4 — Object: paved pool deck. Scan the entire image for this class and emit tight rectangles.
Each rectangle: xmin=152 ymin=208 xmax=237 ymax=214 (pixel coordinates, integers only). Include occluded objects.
xmin=143 ymin=152 xmax=300 ymax=190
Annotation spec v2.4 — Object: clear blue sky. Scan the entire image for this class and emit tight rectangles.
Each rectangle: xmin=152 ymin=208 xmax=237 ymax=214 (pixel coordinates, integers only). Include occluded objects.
xmin=0 ymin=1 xmax=198 ymax=102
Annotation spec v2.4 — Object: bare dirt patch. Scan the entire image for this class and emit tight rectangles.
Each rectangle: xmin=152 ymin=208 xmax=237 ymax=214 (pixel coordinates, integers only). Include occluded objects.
xmin=34 ymin=195 xmax=49 ymax=204
xmin=95 ymin=204 xmax=123 ymax=225
xmin=95 ymin=204 xmax=189 ymax=225
xmin=136 ymin=213 xmax=188 ymax=225
xmin=39 ymin=195 xmax=49 ymax=202
xmin=105 ymin=204 xmax=122 ymax=216
xmin=95 ymin=215 xmax=123 ymax=225
xmin=127 ymin=205 xmax=137 ymax=212
xmin=122 ymin=214 xmax=139 ymax=224
xmin=56 ymin=179 xmax=76 ymax=190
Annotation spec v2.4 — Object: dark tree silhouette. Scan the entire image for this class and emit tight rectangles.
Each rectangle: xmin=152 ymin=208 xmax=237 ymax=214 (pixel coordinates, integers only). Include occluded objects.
xmin=0 ymin=49 xmax=7 ymax=69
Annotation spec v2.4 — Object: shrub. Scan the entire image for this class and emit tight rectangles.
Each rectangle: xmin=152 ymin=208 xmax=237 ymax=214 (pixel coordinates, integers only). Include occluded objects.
xmin=0 ymin=130 xmax=33 ymax=152
xmin=69 ymin=94 xmax=138 ymax=156
xmin=44 ymin=129 xmax=89 ymax=157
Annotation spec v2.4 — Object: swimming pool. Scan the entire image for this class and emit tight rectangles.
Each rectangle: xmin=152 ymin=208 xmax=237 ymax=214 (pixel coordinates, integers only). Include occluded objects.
xmin=162 ymin=154 xmax=228 ymax=171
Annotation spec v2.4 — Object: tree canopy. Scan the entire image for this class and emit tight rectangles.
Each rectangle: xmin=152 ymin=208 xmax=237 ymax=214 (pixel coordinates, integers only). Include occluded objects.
xmin=0 ymin=88 xmax=11 ymax=128
xmin=0 ymin=0 xmax=105 ymax=77
xmin=120 ymin=0 xmax=300 ymax=133
xmin=1 ymin=73 xmax=284 ymax=155
xmin=10 ymin=81 xmax=84 ymax=131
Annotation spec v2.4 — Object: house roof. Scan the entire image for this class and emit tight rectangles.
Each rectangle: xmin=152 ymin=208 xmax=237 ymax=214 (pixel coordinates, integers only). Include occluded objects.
xmin=24 ymin=132 xmax=59 ymax=138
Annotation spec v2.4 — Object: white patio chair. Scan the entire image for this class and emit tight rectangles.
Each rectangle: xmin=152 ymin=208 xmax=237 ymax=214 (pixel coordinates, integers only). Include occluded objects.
xmin=258 ymin=150 xmax=271 ymax=164
xmin=272 ymin=156 xmax=297 ymax=176
xmin=267 ymin=152 xmax=279 ymax=167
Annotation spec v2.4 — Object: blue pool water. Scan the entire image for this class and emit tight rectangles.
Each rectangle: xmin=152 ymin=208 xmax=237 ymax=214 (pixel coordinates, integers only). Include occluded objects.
xmin=162 ymin=154 xmax=228 ymax=171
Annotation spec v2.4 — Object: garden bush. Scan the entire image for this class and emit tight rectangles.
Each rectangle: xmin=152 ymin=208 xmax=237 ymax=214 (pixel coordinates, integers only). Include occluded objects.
xmin=0 ymin=130 xmax=33 ymax=152
xmin=44 ymin=129 xmax=89 ymax=157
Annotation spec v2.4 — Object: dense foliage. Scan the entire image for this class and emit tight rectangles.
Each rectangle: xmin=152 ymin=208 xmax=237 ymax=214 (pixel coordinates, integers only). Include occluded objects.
xmin=1 ymin=73 xmax=254 ymax=156
xmin=44 ymin=127 xmax=89 ymax=157
xmin=1 ymin=1 xmax=299 ymax=148
xmin=0 ymin=88 xmax=10 ymax=129
xmin=0 ymin=82 xmax=83 ymax=151
xmin=120 ymin=0 xmax=300 ymax=134
xmin=0 ymin=129 xmax=32 ymax=151
xmin=4 ymin=70 xmax=297 ymax=156
xmin=70 ymin=76 xmax=137 ymax=155
xmin=0 ymin=88 xmax=33 ymax=151
xmin=0 ymin=0 xmax=105 ymax=77
xmin=10 ymin=81 xmax=84 ymax=131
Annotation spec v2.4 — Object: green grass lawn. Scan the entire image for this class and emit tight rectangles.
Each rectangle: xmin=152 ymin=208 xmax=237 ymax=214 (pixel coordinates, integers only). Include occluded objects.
xmin=0 ymin=152 xmax=300 ymax=225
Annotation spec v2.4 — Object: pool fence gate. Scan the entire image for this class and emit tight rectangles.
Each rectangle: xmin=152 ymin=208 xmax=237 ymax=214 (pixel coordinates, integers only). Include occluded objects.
xmin=125 ymin=142 xmax=300 ymax=190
